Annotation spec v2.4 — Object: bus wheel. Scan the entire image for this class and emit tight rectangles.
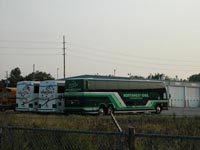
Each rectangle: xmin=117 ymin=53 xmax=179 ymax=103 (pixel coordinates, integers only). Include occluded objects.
xmin=1 ymin=108 xmax=6 ymax=112
xmin=98 ymin=107 xmax=106 ymax=115
xmin=107 ymin=106 xmax=114 ymax=115
xmin=155 ymin=105 xmax=162 ymax=114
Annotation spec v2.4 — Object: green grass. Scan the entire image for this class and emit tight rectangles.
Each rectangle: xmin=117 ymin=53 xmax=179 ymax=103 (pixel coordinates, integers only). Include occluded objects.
xmin=1 ymin=112 xmax=200 ymax=135
xmin=1 ymin=112 xmax=200 ymax=150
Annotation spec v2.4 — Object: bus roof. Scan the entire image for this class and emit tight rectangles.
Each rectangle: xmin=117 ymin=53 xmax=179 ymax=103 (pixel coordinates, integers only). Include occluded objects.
xmin=17 ymin=81 xmax=40 ymax=86
xmin=40 ymin=80 xmax=65 ymax=86
xmin=66 ymin=78 xmax=166 ymax=91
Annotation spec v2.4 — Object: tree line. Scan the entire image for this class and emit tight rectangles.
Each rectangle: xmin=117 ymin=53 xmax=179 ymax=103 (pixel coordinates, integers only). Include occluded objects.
xmin=0 ymin=67 xmax=54 ymax=87
xmin=129 ymin=73 xmax=200 ymax=82
xmin=1 ymin=67 xmax=200 ymax=88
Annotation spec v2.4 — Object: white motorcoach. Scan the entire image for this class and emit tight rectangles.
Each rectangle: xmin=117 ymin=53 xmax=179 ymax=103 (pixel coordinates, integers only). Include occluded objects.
xmin=16 ymin=81 xmax=40 ymax=112
xmin=38 ymin=80 xmax=65 ymax=113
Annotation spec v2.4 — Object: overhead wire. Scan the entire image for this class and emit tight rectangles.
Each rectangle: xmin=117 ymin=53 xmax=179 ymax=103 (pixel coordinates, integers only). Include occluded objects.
xmin=68 ymin=51 xmax=200 ymax=72
xmin=67 ymin=44 xmax=200 ymax=69
xmin=68 ymin=47 xmax=200 ymax=68
xmin=70 ymin=42 xmax=200 ymax=64
xmin=0 ymin=53 xmax=61 ymax=56
xmin=0 ymin=40 xmax=60 ymax=44
xmin=0 ymin=40 xmax=200 ymax=73
xmin=0 ymin=46 xmax=61 ymax=50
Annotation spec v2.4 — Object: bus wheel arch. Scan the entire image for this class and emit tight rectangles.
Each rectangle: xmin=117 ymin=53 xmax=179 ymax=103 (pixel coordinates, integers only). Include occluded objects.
xmin=155 ymin=105 xmax=162 ymax=114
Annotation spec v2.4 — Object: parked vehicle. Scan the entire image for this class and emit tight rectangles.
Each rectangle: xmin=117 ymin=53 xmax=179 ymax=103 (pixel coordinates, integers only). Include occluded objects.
xmin=0 ymin=87 xmax=16 ymax=111
xmin=63 ymin=78 xmax=169 ymax=114
xmin=16 ymin=81 xmax=40 ymax=112
xmin=38 ymin=80 xmax=65 ymax=113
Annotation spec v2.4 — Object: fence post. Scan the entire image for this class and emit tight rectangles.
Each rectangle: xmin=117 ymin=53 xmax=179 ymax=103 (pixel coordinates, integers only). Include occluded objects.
xmin=128 ymin=127 xmax=135 ymax=150
xmin=0 ymin=127 xmax=2 ymax=150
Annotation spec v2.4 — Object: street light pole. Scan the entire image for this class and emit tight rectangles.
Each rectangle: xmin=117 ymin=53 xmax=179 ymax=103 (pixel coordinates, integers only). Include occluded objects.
xmin=57 ymin=68 xmax=59 ymax=79
xmin=63 ymin=35 xmax=66 ymax=79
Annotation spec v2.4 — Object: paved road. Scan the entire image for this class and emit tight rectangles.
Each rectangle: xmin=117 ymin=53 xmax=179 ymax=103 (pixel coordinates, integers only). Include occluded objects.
xmin=162 ymin=107 xmax=200 ymax=116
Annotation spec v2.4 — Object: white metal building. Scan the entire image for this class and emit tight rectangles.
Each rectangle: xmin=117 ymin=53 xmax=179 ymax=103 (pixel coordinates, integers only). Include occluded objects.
xmin=165 ymin=81 xmax=200 ymax=108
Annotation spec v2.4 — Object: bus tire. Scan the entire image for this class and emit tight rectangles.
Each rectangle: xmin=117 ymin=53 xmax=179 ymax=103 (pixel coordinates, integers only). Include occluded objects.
xmin=98 ymin=106 xmax=106 ymax=115
xmin=155 ymin=105 xmax=162 ymax=114
xmin=1 ymin=108 xmax=6 ymax=112
xmin=107 ymin=105 xmax=114 ymax=115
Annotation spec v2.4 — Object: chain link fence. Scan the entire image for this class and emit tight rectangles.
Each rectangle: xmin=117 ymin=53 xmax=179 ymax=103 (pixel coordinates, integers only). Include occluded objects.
xmin=0 ymin=126 xmax=127 ymax=150
xmin=1 ymin=126 xmax=200 ymax=150
xmin=133 ymin=132 xmax=200 ymax=150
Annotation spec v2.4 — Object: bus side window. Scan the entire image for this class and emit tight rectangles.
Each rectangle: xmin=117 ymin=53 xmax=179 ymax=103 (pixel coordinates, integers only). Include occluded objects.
xmin=34 ymin=86 xmax=39 ymax=93
xmin=58 ymin=86 xmax=65 ymax=93
xmin=163 ymin=92 xmax=167 ymax=99
xmin=7 ymin=89 xmax=11 ymax=92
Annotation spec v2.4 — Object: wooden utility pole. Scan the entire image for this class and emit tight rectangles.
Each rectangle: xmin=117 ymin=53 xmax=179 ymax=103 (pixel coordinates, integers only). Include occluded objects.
xmin=33 ymin=64 xmax=35 ymax=81
xmin=63 ymin=35 xmax=66 ymax=79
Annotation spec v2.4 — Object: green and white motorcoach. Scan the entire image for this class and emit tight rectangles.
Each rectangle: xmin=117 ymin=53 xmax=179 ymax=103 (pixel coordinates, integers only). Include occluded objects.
xmin=63 ymin=78 xmax=169 ymax=115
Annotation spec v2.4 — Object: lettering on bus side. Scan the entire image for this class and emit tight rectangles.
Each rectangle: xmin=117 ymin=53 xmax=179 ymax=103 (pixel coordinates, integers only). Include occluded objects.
xmin=66 ymin=80 xmax=83 ymax=91
xmin=18 ymin=85 xmax=32 ymax=98
xmin=123 ymin=93 xmax=149 ymax=99
xmin=41 ymin=85 xmax=55 ymax=96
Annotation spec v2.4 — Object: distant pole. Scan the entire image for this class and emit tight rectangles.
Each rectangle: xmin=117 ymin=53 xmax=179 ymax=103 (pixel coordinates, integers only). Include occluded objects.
xmin=57 ymin=68 xmax=59 ymax=79
xmin=6 ymin=71 xmax=8 ymax=87
xmin=33 ymin=64 xmax=35 ymax=81
xmin=63 ymin=35 xmax=66 ymax=79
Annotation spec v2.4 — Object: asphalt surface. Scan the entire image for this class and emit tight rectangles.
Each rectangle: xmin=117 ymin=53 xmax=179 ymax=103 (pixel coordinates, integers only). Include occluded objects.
xmin=162 ymin=107 xmax=200 ymax=116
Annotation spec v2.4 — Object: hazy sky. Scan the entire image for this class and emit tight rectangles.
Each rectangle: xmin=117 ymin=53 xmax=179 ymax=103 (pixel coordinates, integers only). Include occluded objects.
xmin=1 ymin=0 xmax=200 ymax=80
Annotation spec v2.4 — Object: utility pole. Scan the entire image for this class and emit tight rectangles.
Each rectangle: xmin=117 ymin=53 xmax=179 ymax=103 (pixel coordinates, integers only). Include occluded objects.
xmin=33 ymin=64 xmax=35 ymax=81
xmin=6 ymin=71 xmax=8 ymax=87
xmin=57 ymin=68 xmax=59 ymax=79
xmin=63 ymin=35 xmax=66 ymax=79
xmin=114 ymin=69 xmax=116 ymax=76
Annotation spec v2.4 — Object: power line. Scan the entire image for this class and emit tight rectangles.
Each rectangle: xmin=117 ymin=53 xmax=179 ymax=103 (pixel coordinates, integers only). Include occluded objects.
xmin=1 ymin=40 xmax=199 ymax=64
xmin=1 ymin=43 xmax=200 ymax=70
xmin=69 ymin=52 xmax=200 ymax=72
xmin=0 ymin=46 xmax=61 ymax=49
xmin=0 ymin=40 xmax=60 ymax=44
xmin=68 ymin=47 xmax=200 ymax=68
xmin=70 ymin=42 xmax=200 ymax=64
xmin=0 ymin=53 xmax=62 ymax=55
xmin=1 ymin=40 xmax=199 ymax=75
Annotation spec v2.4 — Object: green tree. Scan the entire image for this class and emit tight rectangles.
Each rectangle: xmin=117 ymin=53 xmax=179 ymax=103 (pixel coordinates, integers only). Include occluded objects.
xmin=188 ymin=73 xmax=200 ymax=82
xmin=147 ymin=73 xmax=171 ymax=80
xmin=8 ymin=67 xmax=24 ymax=87
xmin=129 ymin=75 xmax=145 ymax=80
xmin=24 ymin=71 xmax=55 ymax=81
xmin=0 ymin=79 xmax=7 ymax=88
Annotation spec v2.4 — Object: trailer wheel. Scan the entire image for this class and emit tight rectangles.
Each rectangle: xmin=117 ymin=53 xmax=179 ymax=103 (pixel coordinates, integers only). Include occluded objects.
xmin=155 ymin=105 xmax=162 ymax=114
xmin=107 ymin=106 xmax=114 ymax=115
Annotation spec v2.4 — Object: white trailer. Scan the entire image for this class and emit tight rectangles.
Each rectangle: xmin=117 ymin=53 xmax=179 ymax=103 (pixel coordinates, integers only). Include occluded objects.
xmin=16 ymin=81 xmax=40 ymax=112
xmin=38 ymin=80 xmax=65 ymax=113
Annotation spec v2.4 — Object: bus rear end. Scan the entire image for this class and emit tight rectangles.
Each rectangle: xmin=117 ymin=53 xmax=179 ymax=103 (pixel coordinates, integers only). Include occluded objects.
xmin=0 ymin=88 xmax=16 ymax=111
xmin=16 ymin=81 xmax=40 ymax=112
xmin=38 ymin=80 xmax=65 ymax=113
